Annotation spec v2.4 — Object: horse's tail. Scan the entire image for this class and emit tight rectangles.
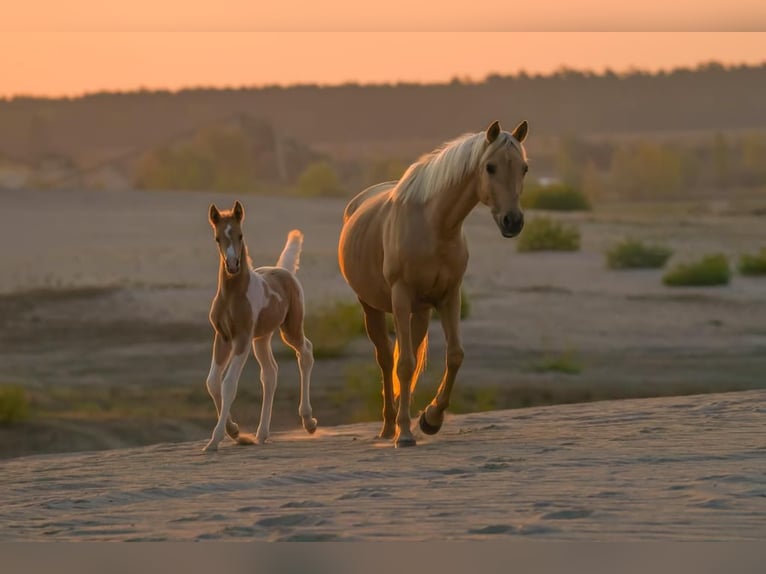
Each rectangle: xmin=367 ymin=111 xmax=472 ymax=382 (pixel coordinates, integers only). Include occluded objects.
xmin=276 ymin=230 xmax=304 ymax=274
xmin=392 ymin=334 xmax=429 ymax=401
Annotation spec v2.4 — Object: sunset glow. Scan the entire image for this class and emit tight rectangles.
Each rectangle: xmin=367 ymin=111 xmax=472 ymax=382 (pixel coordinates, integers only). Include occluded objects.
xmin=1 ymin=31 xmax=765 ymax=98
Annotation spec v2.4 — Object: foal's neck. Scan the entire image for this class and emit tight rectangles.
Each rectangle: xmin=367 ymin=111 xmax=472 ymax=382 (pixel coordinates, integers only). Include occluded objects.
xmin=428 ymin=177 xmax=479 ymax=238
xmin=217 ymin=244 xmax=250 ymax=297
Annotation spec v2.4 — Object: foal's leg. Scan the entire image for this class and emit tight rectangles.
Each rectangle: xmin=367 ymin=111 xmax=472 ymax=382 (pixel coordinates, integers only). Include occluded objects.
xmin=203 ymin=338 xmax=250 ymax=452
xmin=360 ymin=300 xmax=396 ymax=439
xmin=205 ymin=333 xmax=241 ymax=440
xmin=391 ymin=283 xmax=417 ymax=447
xmin=253 ymin=334 xmax=278 ymax=444
xmin=281 ymin=313 xmax=318 ymax=435
xmin=420 ymin=287 xmax=464 ymax=435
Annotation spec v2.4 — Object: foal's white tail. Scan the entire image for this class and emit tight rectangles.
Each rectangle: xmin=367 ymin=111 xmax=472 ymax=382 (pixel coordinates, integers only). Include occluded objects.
xmin=277 ymin=230 xmax=304 ymax=274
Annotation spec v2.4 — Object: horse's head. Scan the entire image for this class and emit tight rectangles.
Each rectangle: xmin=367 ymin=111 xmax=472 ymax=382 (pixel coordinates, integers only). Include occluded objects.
xmin=208 ymin=200 xmax=245 ymax=275
xmin=477 ymin=120 xmax=529 ymax=238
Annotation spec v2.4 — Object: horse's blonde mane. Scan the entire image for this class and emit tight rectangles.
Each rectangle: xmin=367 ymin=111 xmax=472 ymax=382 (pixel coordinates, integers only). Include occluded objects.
xmin=394 ymin=130 xmax=526 ymax=204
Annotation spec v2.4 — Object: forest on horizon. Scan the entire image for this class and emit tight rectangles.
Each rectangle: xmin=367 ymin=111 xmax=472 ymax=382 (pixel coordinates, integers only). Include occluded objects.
xmin=1 ymin=62 xmax=765 ymax=200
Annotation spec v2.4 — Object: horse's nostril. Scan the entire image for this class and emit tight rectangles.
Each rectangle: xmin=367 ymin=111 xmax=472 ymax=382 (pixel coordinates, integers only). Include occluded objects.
xmin=502 ymin=215 xmax=512 ymax=229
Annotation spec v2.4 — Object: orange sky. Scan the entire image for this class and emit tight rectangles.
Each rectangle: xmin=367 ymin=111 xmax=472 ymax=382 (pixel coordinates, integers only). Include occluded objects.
xmin=2 ymin=30 xmax=765 ymax=97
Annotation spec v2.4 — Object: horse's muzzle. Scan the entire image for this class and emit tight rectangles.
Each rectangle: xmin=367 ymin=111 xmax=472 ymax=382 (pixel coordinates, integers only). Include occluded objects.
xmin=495 ymin=211 xmax=524 ymax=238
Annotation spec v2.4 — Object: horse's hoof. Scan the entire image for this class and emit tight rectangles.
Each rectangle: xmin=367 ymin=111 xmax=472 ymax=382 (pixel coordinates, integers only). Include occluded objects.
xmin=395 ymin=436 xmax=417 ymax=448
xmin=226 ymin=422 xmax=240 ymax=439
xmin=303 ymin=417 xmax=318 ymax=434
xmin=375 ymin=425 xmax=396 ymax=440
xmin=419 ymin=411 xmax=442 ymax=436
xmin=202 ymin=442 xmax=219 ymax=452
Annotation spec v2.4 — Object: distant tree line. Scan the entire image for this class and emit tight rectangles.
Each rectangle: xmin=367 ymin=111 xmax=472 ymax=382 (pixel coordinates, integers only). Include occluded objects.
xmin=1 ymin=62 xmax=766 ymax=168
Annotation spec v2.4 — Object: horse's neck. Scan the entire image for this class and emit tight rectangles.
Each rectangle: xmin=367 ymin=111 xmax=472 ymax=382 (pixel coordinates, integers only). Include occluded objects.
xmin=217 ymin=245 xmax=250 ymax=297
xmin=427 ymin=178 xmax=479 ymax=238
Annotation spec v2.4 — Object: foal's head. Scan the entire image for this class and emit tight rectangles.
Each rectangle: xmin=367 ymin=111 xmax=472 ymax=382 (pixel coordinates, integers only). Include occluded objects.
xmin=208 ymin=201 xmax=246 ymax=275
xmin=477 ymin=120 xmax=529 ymax=238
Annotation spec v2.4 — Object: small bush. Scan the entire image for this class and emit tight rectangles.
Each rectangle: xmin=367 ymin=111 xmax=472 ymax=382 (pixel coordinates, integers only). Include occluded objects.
xmin=303 ymin=300 xmax=365 ymax=358
xmin=517 ymin=217 xmax=581 ymax=252
xmin=0 ymin=385 xmax=29 ymax=425
xmin=738 ymin=248 xmax=766 ymax=276
xmin=662 ymin=254 xmax=731 ymax=287
xmin=530 ymin=352 xmax=583 ymax=375
xmin=521 ymin=184 xmax=591 ymax=211
xmin=294 ymin=161 xmax=345 ymax=197
xmin=606 ymin=238 xmax=673 ymax=269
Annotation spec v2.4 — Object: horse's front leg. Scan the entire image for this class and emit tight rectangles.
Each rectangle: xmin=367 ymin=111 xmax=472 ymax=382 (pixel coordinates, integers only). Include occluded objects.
xmin=205 ymin=333 xmax=241 ymax=440
xmin=420 ymin=286 xmax=464 ymax=435
xmin=203 ymin=337 xmax=250 ymax=452
xmin=391 ymin=283 xmax=417 ymax=447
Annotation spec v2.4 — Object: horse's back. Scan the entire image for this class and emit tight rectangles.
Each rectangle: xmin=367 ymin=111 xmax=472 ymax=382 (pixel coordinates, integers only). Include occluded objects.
xmin=343 ymin=181 xmax=397 ymax=222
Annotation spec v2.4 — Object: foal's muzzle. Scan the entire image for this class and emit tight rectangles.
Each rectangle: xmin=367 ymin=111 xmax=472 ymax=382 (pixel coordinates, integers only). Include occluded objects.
xmin=226 ymin=259 xmax=241 ymax=274
xmin=495 ymin=211 xmax=524 ymax=238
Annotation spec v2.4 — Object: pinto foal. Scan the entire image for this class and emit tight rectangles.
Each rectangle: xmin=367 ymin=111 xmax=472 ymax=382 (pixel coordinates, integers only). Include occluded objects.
xmin=203 ymin=200 xmax=317 ymax=451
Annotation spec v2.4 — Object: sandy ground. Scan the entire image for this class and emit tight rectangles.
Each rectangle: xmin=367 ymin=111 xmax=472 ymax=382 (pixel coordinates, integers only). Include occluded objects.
xmin=1 ymin=390 xmax=764 ymax=541
xmin=1 ymin=187 xmax=765 ymax=458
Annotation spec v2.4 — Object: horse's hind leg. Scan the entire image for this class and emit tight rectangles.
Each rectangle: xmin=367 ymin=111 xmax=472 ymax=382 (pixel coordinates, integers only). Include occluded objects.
xmin=420 ymin=287 xmax=464 ymax=436
xmin=205 ymin=333 xmax=241 ymax=440
xmin=360 ymin=300 xmax=396 ymax=439
xmin=391 ymin=283 xmax=417 ymax=447
xmin=253 ymin=334 xmax=279 ymax=444
xmin=280 ymin=303 xmax=318 ymax=435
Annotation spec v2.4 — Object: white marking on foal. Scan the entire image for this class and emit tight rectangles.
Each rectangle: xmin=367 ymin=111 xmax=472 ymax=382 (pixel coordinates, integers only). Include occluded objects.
xmin=224 ymin=224 xmax=237 ymax=263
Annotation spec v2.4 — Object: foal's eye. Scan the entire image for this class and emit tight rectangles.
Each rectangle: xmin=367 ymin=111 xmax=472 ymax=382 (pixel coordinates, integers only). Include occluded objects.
xmin=215 ymin=237 xmax=220 ymax=243
xmin=238 ymin=234 xmax=243 ymax=241
xmin=523 ymin=165 xmax=529 ymax=175
xmin=486 ymin=163 xmax=496 ymax=175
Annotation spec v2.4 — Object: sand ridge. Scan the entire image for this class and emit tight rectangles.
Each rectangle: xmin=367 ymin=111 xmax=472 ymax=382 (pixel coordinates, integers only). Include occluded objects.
xmin=2 ymin=390 xmax=764 ymax=541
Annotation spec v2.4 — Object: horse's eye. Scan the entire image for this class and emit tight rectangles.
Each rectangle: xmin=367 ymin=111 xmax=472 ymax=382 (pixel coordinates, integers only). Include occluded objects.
xmin=215 ymin=237 xmax=220 ymax=243
xmin=486 ymin=163 xmax=496 ymax=175
xmin=523 ymin=165 xmax=529 ymax=175
xmin=238 ymin=234 xmax=243 ymax=241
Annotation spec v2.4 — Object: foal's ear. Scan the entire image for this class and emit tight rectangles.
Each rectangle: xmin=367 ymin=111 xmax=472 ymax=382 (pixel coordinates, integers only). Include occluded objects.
xmin=486 ymin=120 xmax=501 ymax=143
xmin=232 ymin=200 xmax=245 ymax=223
xmin=511 ymin=120 xmax=529 ymax=143
xmin=209 ymin=204 xmax=221 ymax=226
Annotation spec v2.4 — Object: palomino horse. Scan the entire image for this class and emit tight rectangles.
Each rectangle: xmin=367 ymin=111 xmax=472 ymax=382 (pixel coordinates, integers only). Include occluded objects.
xmin=338 ymin=120 xmax=529 ymax=447
xmin=203 ymin=200 xmax=317 ymax=451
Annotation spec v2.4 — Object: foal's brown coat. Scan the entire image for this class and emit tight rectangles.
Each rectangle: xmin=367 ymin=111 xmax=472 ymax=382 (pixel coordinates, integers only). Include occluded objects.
xmin=339 ymin=120 xmax=529 ymax=446
xmin=203 ymin=201 xmax=317 ymax=451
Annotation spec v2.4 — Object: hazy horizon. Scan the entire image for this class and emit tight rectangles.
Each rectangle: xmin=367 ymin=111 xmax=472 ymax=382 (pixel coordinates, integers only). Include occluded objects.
xmin=2 ymin=32 xmax=765 ymax=98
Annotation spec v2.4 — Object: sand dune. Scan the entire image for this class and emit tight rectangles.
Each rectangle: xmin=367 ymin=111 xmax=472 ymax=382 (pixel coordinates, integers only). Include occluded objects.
xmin=2 ymin=390 xmax=764 ymax=541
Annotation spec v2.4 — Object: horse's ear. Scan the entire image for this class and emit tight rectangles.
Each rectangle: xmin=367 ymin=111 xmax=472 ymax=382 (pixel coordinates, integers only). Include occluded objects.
xmin=486 ymin=120 xmax=501 ymax=143
xmin=511 ymin=120 xmax=529 ymax=143
xmin=232 ymin=200 xmax=245 ymax=223
xmin=209 ymin=204 xmax=221 ymax=226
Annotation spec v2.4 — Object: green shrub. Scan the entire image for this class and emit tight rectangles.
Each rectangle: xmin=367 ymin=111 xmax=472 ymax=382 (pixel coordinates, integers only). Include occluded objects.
xmin=738 ymin=248 xmax=766 ymax=276
xmin=517 ymin=217 xmax=581 ymax=252
xmin=521 ymin=184 xmax=591 ymax=211
xmin=295 ymin=161 xmax=345 ymax=197
xmin=662 ymin=254 xmax=731 ymax=287
xmin=606 ymin=238 xmax=673 ymax=269
xmin=303 ymin=300 xmax=365 ymax=358
xmin=0 ymin=385 xmax=29 ymax=425
xmin=530 ymin=352 xmax=583 ymax=375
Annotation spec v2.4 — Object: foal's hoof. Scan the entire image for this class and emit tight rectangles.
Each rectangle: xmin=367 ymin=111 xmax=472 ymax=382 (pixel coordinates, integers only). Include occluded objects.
xmin=418 ymin=411 xmax=442 ymax=436
xmin=303 ymin=417 xmax=318 ymax=434
xmin=226 ymin=421 xmax=240 ymax=439
xmin=395 ymin=435 xmax=417 ymax=448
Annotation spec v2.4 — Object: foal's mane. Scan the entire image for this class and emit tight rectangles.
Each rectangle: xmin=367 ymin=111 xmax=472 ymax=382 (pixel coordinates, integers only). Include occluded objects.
xmin=394 ymin=130 xmax=526 ymax=204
